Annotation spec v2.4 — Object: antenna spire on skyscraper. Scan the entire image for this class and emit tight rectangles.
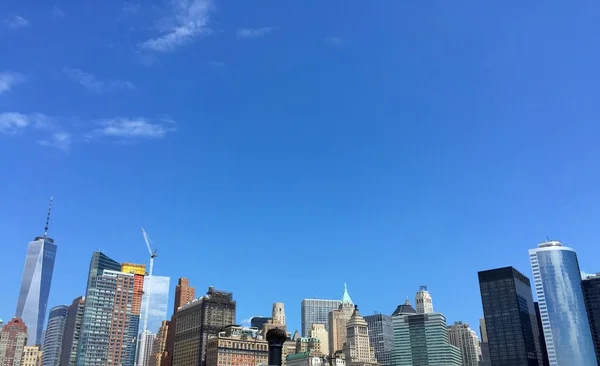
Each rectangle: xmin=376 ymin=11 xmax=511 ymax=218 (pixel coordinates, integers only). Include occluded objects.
xmin=44 ymin=196 xmax=53 ymax=237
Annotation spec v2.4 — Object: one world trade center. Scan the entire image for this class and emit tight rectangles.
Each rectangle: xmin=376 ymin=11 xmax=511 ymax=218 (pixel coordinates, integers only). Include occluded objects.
xmin=15 ymin=197 xmax=57 ymax=346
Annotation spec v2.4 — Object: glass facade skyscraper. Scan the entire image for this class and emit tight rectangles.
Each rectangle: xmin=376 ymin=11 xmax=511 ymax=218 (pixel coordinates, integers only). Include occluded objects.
xmin=41 ymin=305 xmax=67 ymax=366
xmin=582 ymin=273 xmax=600 ymax=363
xmin=301 ymin=299 xmax=341 ymax=336
xmin=364 ymin=313 xmax=394 ymax=366
xmin=529 ymin=241 xmax=597 ymax=365
xmin=478 ymin=266 xmax=543 ymax=366
xmin=141 ymin=275 xmax=171 ymax=333
xmin=15 ymin=235 xmax=57 ymax=346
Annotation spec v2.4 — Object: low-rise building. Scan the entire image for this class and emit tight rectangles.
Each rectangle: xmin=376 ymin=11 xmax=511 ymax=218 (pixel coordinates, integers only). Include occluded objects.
xmin=205 ymin=325 xmax=268 ymax=366
xmin=286 ymin=351 xmax=328 ymax=366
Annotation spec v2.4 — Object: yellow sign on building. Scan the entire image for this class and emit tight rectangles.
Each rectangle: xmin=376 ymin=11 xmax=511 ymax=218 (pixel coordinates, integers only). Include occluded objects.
xmin=121 ymin=263 xmax=146 ymax=275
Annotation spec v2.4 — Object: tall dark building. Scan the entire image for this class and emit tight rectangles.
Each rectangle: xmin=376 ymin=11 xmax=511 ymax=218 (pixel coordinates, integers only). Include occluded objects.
xmin=59 ymin=296 xmax=85 ymax=366
xmin=478 ymin=267 xmax=543 ymax=366
xmin=582 ymin=273 xmax=600 ymax=363
xmin=533 ymin=302 xmax=549 ymax=366
xmin=364 ymin=313 xmax=394 ymax=366
xmin=250 ymin=317 xmax=271 ymax=331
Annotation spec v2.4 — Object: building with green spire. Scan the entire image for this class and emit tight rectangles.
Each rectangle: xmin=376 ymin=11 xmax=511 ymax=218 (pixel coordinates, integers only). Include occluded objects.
xmin=328 ymin=283 xmax=356 ymax=356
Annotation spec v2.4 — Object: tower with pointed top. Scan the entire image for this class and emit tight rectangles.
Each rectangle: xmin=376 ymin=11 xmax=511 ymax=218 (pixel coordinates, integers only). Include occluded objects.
xmin=344 ymin=305 xmax=379 ymax=366
xmin=15 ymin=197 xmax=58 ymax=346
xmin=328 ymin=283 xmax=355 ymax=356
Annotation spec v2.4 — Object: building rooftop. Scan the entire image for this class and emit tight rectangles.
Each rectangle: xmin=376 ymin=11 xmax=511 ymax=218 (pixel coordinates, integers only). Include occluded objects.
xmin=341 ymin=283 xmax=353 ymax=305
xmin=539 ymin=240 xmax=563 ymax=248
xmin=392 ymin=298 xmax=416 ymax=316
xmin=287 ymin=351 xmax=311 ymax=361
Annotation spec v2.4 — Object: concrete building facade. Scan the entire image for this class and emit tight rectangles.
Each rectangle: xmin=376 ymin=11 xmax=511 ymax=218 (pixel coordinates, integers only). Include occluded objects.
xmin=205 ymin=326 xmax=267 ymax=366
xmin=21 ymin=346 xmax=42 ymax=366
xmin=415 ymin=286 xmax=433 ymax=314
xmin=0 ymin=318 xmax=28 ymax=366
xmin=343 ymin=306 xmax=379 ymax=366
xmin=447 ymin=321 xmax=481 ymax=366
xmin=164 ymin=278 xmax=196 ymax=366
xmin=149 ymin=321 xmax=169 ymax=366
xmin=329 ymin=284 xmax=355 ymax=356
xmin=310 ymin=324 xmax=329 ymax=357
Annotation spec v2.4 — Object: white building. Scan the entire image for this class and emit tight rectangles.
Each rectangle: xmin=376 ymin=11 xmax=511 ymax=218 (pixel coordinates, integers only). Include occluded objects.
xmin=415 ymin=286 xmax=433 ymax=314
xmin=310 ymin=324 xmax=329 ymax=356
xmin=447 ymin=321 xmax=481 ymax=366
xmin=272 ymin=302 xmax=286 ymax=325
xmin=343 ymin=306 xmax=379 ymax=366
xmin=136 ymin=330 xmax=156 ymax=366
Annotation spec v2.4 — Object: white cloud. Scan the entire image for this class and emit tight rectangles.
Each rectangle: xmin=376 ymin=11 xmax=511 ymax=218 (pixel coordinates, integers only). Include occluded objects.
xmin=0 ymin=112 xmax=30 ymax=134
xmin=64 ymin=68 xmax=134 ymax=93
xmin=325 ymin=37 xmax=349 ymax=47
xmin=0 ymin=72 xmax=25 ymax=94
xmin=94 ymin=117 xmax=176 ymax=139
xmin=3 ymin=15 xmax=29 ymax=29
xmin=38 ymin=132 xmax=72 ymax=151
xmin=236 ymin=27 xmax=276 ymax=39
xmin=139 ymin=0 xmax=213 ymax=53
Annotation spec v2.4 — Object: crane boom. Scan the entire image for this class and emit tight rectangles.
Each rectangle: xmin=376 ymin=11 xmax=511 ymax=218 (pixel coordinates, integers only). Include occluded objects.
xmin=140 ymin=227 xmax=156 ymax=334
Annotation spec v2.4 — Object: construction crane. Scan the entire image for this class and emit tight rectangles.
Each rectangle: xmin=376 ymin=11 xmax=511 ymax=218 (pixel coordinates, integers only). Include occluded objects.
xmin=141 ymin=227 xmax=157 ymax=333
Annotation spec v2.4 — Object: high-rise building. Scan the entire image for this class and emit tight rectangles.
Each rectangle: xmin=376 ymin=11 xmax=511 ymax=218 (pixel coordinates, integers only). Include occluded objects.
xmin=137 ymin=331 xmax=156 ymax=366
xmin=478 ymin=318 xmax=491 ymax=366
xmin=121 ymin=263 xmax=146 ymax=366
xmin=172 ymin=287 xmax=236 ymax=366
xmin=21 ymin=345 xmax=42 ymax=366
xmin=391 ymin=299 xmax=461 ymax=366
xmin=364 ymin=313 xmax=393 ymax=366
xmin=0 ymin=318 xmax=28 ymax=366
xmin=41 ymin=305 xmax=68 ymax=366
xmin=251 ymin=316 xmax=271 ymax=330
xmin=478 ymin=266 xmax=543 ymax=366
xmin=59 ymin=296 xmax=85 ymax=366
xmin=149 ymin=321 xmax=170 ymax=366
xmin=164 ymin=278 xmax=196 ymax=366
xmin=415 ymin=286 xmax=433 ymax=314
xmin=263 ymin=302 xmax=288 ymax=337
xmin=344 ymin=305 xmax=379 ymax=366
xmin=310 ymin=324 xmax=329 ymax=357
xmin=529 ymin=240 xmax=597 ymax=365
xmin=447 ymin=321 xmax=481 ymax=366
xmin=76 ymin=252 xmax=141 ymax=366
xmin=205 ymin=325 xmax=268 ymax=366
xmin=15 ymin=199 xmax=57 ymax=346
xmin=141 ymin=276 xmax=170 ymax=333
xmin=328 ymin=284 xmax=355 ymax=356
xmin=533 ymin=302 xmax=550 ymax=366
xmin=582 ymin=272 xmax=600 ymax=363
xmin=301 ymin=299 xmax=341 ymax=337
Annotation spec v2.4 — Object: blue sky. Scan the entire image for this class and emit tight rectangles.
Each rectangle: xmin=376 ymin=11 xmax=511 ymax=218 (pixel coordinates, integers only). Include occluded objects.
xmin=2 ymin=0 xmax=600 ymax=337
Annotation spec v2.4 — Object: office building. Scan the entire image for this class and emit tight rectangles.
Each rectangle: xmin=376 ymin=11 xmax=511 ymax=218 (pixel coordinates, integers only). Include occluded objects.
xmin=172 ymin=286 xmax=236 ymax=366
xmin=364 ymin=314 xmax=393 ymax=366
xmin=149 ymin=321 xmax=170 ymax=366
xmin=343 ymin=306 xmax=379 ymax=366
xmin=22 ymin=346 xmax=42 ymax=366
xmin=533 ymin=302 xmax=550 ymax=366
xmin=41 ymin=305 xmax=68 ymax=366
xmin=478 ymin=266 xmax=543 ymax=365
xmin=286 ymin=352 xmax=329 ymax=366
xmin=391 ymin=300 xmax=461 ymax=366
xmin=76 ymin=252 xmax=140 ymax=366
xmin=415 ymin=286 xmax=433 ymax=314
xmin=329 ymin=284 xmax=355 ymax=355
xmin=447 ymin=321 xmax=481 ymax=366
xmin=296 ymin=337 xmax=323 ymax=355
xmin=582 ymin=272 xmax=600 ymax=363
xmin=59 ymin=296 xmax=85 ymax=366
xmin=0 ymin=318 xmax=28 ymax=366
xmin=15 ymin=199 xmax=57 ymax=346
xmin=263 ymin=302 xmax=288 ymax=337
xmin=164 ymin=278 xmax=196 ymax=366
xmin=478 ymin=318 xmax=491 ymax=366
xmin=137 ymin=331 xmax=156 ymax=366
xmin=251 ymin=316 xmax=271 ymax=330
xmin=310 ymin=324 xmax=329 ymax=357
xmin=301 ymin=298 xmax=341 ymax=336
xmin=141 ymin=275 xmax=170 ymax=333
xmin=529 ymin=240 xmax=597 ymax=365
xmin=121 ymin=263 xmax=146 ymax=366
xmin=205 ymin=325 xmax=268 ymax=366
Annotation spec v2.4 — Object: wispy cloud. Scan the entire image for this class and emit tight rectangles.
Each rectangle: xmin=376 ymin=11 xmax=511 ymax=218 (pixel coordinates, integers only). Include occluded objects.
xmin=3 ymin=15 xmax=29 ymax=29
xmin=0 ymin=112 xmax=31 ymax=134
xmin=0 ymin=72 xmax=25 ymax=94
xmin=122 ymin=2 xmax=142 ymax=15
xmin=52 ymin=6 xmax=65 ymax=18
xmin=236 ymin=27 xmax=276 ymax=39
xmin=92 ymin=117 xmax=176 ymax=140
xmin=325 ymin=37 xmax=349 ymax=47
xmin=38 ymin=132 xmax=72 ymax=151
xmin=139 ymin=0 xmax=213 ymax=53
xmin=64 ymin=68 xmax=134 ymax=93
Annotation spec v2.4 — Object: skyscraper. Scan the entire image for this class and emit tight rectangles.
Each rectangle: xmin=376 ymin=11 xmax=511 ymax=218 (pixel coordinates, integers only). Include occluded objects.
xmin=21 ymin=346 xmax=42 ymax=366
xmin=529 ymin=240 xmax=597 ymax=365
xmin=137 ymin=331 xmax=156 ymax=366
xmin=533 ymin=302 xmax=550 ymax=366
xmin=149 ymin=321 xmax=170 ymax=366
xmin=364 ymin=313 xmax=393 ymax=366
xmin=164 ymin=278 xmax=196 ymax=366
xmin=391 ymin=300 xmax=461 ymax=366
xmin=0 ymin=318 xmax=28 ymax=366
xmin=415 ymin=286 xmax=433 ymax=314
xmin=141 ymin=275 xmax=170 ymax=333
xmin=447 ymin=321 xmax=481 ymax=366
xmin=42 ymin=305 xmax=68 ymax=366
xmin=478 ymin=318 xmax=491 ymax=366
xmin=262 ymin=302 xmax=287 ymax=337
xmin=121 ymin=263 xmax=146 ymax=366
xmin=251 ymin=316 xmax=271 ymax=330
xmin=343 ymin=306 xmax=379 ymax=366
xmin=76 ymin=252 xmax=140 ymax=366
xmin=59 ymin=296 xmax=85 ymax=366
xmin=310 ymin=324 xmax=329 ymax=358
xmin=301 ymin=299 xmax=341 ymax=337
xmin=583 ymin=273 xmax=600 ymax=363
xmin=478 ymin=266 xmax=543 ymax=366
xmin=15 ymin=198 xmax=57 ymax=346
xmin=328 ymin=284 xmax=355 ymax=356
